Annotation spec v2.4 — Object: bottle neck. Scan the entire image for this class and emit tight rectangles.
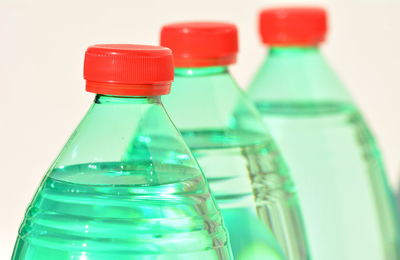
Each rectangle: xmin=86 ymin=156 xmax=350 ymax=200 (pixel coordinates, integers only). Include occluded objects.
xmin=95 ymin=94 xmax=162 ymax=105
xmin=268 ymin=46 xmax=320 ymax=56
xmin=174 ymin=66 xmax=228 ymax=77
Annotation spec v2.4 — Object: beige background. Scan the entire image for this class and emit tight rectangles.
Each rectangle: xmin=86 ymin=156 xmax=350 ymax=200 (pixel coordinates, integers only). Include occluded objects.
xmin=1 ymin=0 xmax=400 ymax=258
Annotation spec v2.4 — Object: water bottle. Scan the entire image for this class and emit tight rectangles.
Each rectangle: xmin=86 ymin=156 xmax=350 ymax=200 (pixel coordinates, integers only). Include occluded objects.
xmin=12 ymin=44 xmax=232 ymax=260
xmin=248 ymin=7 xmax=400 ymax=260
xmin=161 ymin=22 xmax=309 ymax=260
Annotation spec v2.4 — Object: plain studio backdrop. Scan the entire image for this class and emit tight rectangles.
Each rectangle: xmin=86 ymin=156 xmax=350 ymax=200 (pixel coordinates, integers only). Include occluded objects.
xmin=1 ymin=0 xmax=400 ymax=258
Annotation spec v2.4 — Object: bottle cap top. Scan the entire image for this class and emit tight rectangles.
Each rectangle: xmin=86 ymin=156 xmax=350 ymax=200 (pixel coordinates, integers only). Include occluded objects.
xmin=259 ymin=7 xmax=327 ymax=46
xmin=84 ymin=44 xmax=174 ymax=96
xmin=160 ymin=22 xmax=238 ymax=67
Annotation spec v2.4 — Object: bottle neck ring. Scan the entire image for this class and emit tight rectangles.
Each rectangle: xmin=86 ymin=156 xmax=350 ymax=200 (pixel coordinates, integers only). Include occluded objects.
xmin=86 ymin=81 xmax=171 ymax=96
xmin=174 ymin=55 xmax=236 ymax=68
xmin=95 ymin=94 xmax=162 ymax=104
xmin=174 ymin=66 xmax=228 ymax=77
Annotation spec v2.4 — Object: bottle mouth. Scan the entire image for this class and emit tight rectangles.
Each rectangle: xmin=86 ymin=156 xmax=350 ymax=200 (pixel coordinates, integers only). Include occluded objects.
xmin=266 ymin=43 xmax=321 ymax=48
xmin=259 ymin=7 xmax=327 ymax=47
xmin=86 ymin=81 xmax=171 ymax=96
xmin=160 ymin=22 xmax=239 ymax=68
xmin=263 ymin=40 xmax=324 ymax=47
xmin=174 ymin=55 xmax=236 ymax=68
xmin=84 ymin=44 xmax=174 ymax=97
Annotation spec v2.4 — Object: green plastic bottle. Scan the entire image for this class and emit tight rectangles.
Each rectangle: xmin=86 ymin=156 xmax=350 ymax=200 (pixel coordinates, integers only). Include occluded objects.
xmin=12 ymin=44 xmax=232 ymax=260
xmin=248 ymin=7 xmax=400 ymax=260
xmin=161 ymin=22 xmax=310 ymax=260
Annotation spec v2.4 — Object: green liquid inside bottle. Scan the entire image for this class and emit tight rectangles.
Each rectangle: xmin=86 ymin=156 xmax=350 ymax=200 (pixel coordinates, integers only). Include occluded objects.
xmin=248 ymin=47 xmax=400 ymax=260
xmin=163 ymin=66 xmax=310 ymax=260
xmin=12 ymin=95 xmax=232 ymax=260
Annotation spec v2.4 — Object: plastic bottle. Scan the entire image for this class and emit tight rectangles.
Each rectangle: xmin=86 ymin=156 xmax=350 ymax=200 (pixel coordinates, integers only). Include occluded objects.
xmin=248 ymin=7 xmax=400 ymax=260
xmin=161 ymin=22 xmax=309 ymax=260
xmin=12 ymin=44 xmax=232 ymax=260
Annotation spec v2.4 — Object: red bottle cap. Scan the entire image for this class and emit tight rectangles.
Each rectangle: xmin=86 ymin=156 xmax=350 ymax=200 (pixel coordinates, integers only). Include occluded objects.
xmin=259 ymin=7 xmax=327 ymax=46
xmin=160 ymin=22 xmax=238 ymax=67
xmin=84 ymin=44 xmax=174 ymax=96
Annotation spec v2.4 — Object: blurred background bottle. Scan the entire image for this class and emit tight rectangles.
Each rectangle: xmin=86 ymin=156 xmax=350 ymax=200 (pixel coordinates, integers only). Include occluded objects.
xmin=248 ymin=7 xmax=400 ymax=260
xmin=161 ymin=22 xmax=309 ymax=260
xmin=12 ymin=44 xmax=232 ymax=260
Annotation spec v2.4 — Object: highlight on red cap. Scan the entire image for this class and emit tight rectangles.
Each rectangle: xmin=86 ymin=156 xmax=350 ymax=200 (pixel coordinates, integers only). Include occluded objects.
xmin=84 ymin=44 xmax=174 ymax=96
xmin=259 ymin=7 xmax=327 ymax=46
xmin=160 ymin=22 xmax=238 ymax=67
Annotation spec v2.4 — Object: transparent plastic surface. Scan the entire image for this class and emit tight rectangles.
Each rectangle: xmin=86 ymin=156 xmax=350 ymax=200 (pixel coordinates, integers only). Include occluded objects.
xmin=248 ymin=47 xmax=400 ymax=260
xmin=163 ymin=67 xmax=310 ymax=260
xmin=12 ymin=95 xmax=232 ymax=260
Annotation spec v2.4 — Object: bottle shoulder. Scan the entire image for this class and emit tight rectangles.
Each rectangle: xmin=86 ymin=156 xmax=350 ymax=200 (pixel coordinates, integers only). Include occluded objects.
xmin=165 ymin=72 xmax=272 ymax=148
xmin=47 ymin=99 xmax=202 ymax=184
xmin=248 ymin=50 xmax=352 ymax=104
